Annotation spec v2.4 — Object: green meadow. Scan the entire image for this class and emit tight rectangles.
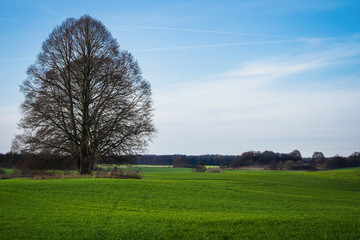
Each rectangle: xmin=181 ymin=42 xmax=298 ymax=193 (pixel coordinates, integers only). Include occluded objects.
xmin=0 ymin=168 xmax=359 ymax=240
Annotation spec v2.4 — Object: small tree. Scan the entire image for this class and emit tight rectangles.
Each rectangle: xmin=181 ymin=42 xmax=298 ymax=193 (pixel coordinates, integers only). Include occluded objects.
xmin=241 ymin=151 xmax=254 ymax=166
xmin=312 ymin=152 xmax=325 ymax=160
xmin=219 ymin=158 xmax=227 ymax=169
xmin=172 ymin=157 xmax=183 ymax=167
xmin=260 ymin=150 xmax=277 ymax=164
xmin=348 ymin=152 xmax=360 ymax=167
xmin=193 ymin=161 xmax=206 ymax=172
xmin=290 ymin=150 xmax=302 ymax=161
xmin=230 ymin=156 xmax=242 ymax=169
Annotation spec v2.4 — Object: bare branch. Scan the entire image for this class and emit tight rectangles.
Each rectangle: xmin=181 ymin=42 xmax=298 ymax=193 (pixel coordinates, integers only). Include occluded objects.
xmin=14 ymin=15 xmax=156 ymax=174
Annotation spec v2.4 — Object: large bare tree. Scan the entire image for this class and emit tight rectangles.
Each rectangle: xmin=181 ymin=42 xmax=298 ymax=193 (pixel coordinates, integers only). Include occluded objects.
xmin=13 ymin=15 xmax=156 ymax=174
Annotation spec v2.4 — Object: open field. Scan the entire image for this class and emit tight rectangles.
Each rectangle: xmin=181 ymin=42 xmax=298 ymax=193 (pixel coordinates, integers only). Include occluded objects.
xmin=0 ymin=168 xmax=14 ymax=174
xmin=0 ymin=168 xmax=359 ymax=239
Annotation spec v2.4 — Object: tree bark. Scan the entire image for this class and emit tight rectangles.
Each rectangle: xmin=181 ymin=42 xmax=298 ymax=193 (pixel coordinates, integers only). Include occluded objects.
xmin=78 ymin=143 xmax=94 ymax=174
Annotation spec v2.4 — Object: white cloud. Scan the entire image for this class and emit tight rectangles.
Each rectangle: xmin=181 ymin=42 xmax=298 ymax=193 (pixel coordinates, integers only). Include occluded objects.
xmin=149 ymin=44 xmax=360 ymax=156
xmin=131 ymin=29 xmax=360 ymax=53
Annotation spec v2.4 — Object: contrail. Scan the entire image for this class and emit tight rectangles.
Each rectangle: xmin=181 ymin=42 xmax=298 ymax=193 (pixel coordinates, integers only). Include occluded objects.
xmin=136 ymin=26 xmax=286 ymax=38
xmin=132 ymin=35 xmax=360 ymax=52
xmin=133 ymin=39 xmax=306 ymax=52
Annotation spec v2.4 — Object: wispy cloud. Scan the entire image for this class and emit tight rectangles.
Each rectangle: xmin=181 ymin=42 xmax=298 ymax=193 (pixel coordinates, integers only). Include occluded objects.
xmin=133 ymin=34 xmax=360 ymax=52
xmin=150 ymin=43 xmax=360 ymax=156
xmin=214 ymin=41 xmax=360 ymax=83
xmin=33 ymin=5 xmax=55 ymax=15
xmin=133 ymin=40 xmax=298 ymax=52
xmin=136 ymin=26 xmax=286 ymax=38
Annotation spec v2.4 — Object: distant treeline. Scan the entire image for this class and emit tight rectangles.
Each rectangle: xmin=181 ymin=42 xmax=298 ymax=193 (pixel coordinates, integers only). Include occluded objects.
xmin=0 ymin=152 xmax=135 ymax=173
xmin=135 ymin=154 xmax=236 ymax=166
xmin=1 ymin=150 xmax=360 ymax=172
xmin=0 ymin=152 xmax=74 ymax=172
xmin=136 ymin=150 xmax=307 ymax=167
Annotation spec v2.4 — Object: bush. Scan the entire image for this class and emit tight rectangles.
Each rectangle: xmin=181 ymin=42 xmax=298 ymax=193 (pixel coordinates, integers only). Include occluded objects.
xmin=31 ymin=170 xmax=56 ymax=180
xmin=269 ymin=160 xmax=279 ymax=170
xmin=192 ymin=166 xmax=206 ymax=172
xmin=95 ymin=168 xmax=142 ymax=179
xmin=284 ymin=160 xmax=295 ymax=170
xmin=0 ymin=168 xmax=5 ymax=174
xmin=192 ymin=162 xmax=206 ymax=172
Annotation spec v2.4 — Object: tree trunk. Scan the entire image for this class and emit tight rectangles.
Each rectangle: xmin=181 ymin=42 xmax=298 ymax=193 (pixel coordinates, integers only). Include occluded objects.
xmin=78 ymin=143 xmax=94 ymax=175
xmin=78 ymin=160 xmax=92 ymax=174
xmin=78 ymin=155 xmax=95 ymax=174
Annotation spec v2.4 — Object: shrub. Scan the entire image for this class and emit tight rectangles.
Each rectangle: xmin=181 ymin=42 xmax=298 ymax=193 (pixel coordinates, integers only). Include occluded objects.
xmin=284 ymin=160 xmax=295 ymax=170
xmin=31 ymin=170 xmax=56 ymax=180
xmin=269 ymin=160 xmax=279 ymax=170
xmin=192 ymin=166 xmax=206 ymax=172
xmin=95 ymin=167 xmax=142 ymax=179
xmin=192 ymin=162 xmax=207 ymax=172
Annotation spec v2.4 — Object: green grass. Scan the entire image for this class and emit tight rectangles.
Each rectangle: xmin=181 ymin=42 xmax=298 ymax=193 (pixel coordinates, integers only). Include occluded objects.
xmin=136 ymin=164 xmax=174 ymax=168
xmin=0 ymin=168 xmax=14 ymax=174
xmin=0 ymin=168 xmax=359 ymax=239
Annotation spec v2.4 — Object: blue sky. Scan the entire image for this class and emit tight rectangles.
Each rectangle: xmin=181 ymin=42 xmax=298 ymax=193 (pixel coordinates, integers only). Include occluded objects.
xmin=0 ymin=0 xmax=359 ymax=157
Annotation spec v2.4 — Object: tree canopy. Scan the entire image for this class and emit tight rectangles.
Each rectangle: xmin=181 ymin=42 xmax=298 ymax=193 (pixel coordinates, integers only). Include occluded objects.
xmin=13 ymin=15 xmax=156 ymax=174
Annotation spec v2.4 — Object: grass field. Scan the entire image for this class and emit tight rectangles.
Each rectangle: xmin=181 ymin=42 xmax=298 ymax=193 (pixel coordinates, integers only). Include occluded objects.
xmin=0 ymin=168 xmax=15 ymax=174
xmin=0 ymin=167 xmax=359 ymax=239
